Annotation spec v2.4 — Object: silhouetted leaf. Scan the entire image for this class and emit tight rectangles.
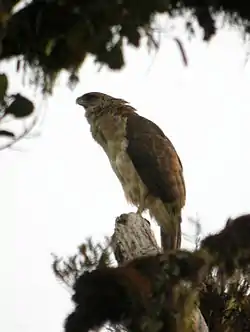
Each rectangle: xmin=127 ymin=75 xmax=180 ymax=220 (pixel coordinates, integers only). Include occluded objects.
xmin=0 ymin=73 xmax=8 ymax=102
xmin=6 ymin=94 xmax=34 ymax=118
xmin=0 ymin=130 xmax=15 ymax=138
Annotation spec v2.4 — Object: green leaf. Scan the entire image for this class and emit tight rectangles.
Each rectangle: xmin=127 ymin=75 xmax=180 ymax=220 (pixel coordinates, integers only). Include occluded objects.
xmin=0 ymin=74 xmax=8 ymax=102
xmin=6 ymin=94 xmax=34 ymax=118
xmin=0 ymin=130 xmax=15 ymax=138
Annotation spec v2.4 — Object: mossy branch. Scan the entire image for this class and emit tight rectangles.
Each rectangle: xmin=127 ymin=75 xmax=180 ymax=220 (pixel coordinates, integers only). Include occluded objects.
xmin=52 ymin=213 xmax=250 ymax=332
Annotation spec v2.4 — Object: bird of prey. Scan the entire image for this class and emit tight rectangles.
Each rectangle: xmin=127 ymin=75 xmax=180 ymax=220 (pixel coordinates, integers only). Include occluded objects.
xmin=76 ymin=92 xmax=186 ymax=251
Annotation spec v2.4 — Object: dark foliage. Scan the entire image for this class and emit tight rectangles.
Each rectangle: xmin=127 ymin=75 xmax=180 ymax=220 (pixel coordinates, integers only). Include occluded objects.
xmin=52 ymin=237 xmax=112 ymax=288
xmin=65 ymin=266 xmax=146 ymax=332
xmin=53 ymin=214 xmax=250 ymax=332
xmin=200 ymin=214 xmax=250 ymax=276
xmin=0 ymin=73 xmax=37 ymax=150
xmin=1 ymin=0 xmax=250 ymax=92
xmin=200 ymin=275 xmax=250 ymax=332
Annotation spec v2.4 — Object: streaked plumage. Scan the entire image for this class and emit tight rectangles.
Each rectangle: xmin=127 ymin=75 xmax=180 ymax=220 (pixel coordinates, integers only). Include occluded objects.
xmin=76 ymin=92 xmax=186 ymax=251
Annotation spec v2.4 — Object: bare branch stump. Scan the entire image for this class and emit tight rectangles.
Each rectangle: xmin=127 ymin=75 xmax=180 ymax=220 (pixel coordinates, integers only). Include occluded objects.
xmin=111 ymin=212 xmax=209 ymax=332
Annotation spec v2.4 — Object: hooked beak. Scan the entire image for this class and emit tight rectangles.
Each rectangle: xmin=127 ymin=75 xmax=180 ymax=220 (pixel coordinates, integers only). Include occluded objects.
xmin=76 ymin=96 xmax=86 ymax=106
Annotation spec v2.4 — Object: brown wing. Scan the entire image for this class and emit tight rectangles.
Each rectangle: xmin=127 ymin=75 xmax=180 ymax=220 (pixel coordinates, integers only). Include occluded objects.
xmin=125 ymin=113 xmax=186 ymax=206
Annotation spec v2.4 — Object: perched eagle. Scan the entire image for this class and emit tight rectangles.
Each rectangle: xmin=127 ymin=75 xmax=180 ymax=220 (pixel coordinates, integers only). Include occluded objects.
xmin=76 ymin=92 xmax=186 ymax=251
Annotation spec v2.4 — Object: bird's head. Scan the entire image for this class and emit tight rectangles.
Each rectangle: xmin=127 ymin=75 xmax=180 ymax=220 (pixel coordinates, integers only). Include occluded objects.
xmin=76 ymin=92 xmax=131 ymax=122
xmin=76 ymin=92 xmax=106 ymax=109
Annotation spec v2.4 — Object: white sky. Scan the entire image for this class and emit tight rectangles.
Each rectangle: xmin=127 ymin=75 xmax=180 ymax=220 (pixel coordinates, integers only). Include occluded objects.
xmin=0 ymin=16 xmax=250 ymax=332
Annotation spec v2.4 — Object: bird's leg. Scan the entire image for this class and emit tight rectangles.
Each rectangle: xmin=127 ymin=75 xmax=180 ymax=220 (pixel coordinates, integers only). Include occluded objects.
xmin=136 ymin=205 xmax=144 ymax=216
xmin=136 ymin=193 xmax=148 ymax=216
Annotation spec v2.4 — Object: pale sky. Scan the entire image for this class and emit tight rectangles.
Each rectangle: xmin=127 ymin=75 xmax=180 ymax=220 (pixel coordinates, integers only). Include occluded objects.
xmin=0 ymin=17 xmax=250 ymax=332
